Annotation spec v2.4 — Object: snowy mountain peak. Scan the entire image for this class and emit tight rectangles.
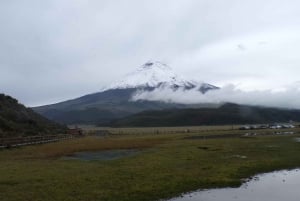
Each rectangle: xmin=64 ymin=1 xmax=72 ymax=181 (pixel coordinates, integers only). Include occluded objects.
xmin=103 ymin=61 xmax=218 ymax=93
xmin=139 ymin=61 xmax=172 ymax=71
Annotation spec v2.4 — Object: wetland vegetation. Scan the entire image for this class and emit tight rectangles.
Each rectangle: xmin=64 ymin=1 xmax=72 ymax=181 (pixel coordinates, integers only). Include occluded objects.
xmin=1 ymin=127 xmax=300 ymax=201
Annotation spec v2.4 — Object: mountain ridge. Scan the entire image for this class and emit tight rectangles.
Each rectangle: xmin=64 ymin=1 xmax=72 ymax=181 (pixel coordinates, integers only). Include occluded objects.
xmin=0 ymin=94 xmax=66 ymax=137
xmin=105 ymin=103 xmax=300 ymax=127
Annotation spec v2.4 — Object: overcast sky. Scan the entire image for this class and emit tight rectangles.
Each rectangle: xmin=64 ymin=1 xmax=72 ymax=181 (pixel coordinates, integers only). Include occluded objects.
xmin=1 ymin=0 xmax=300 ymax=106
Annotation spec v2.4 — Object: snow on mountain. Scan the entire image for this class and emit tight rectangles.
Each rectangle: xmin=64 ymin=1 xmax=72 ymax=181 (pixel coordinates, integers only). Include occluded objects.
xmin=103 ymin=61 xmax=217 ymax=92
xmin=34 ymin=61 xmax=219 ymax=124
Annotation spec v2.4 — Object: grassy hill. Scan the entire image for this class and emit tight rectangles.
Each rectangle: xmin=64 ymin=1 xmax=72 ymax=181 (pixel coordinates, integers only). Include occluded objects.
xmin=0 ymin=94 xmax=66 ymax=137
xmin=106 ymin=103 xmax=300 ymax=127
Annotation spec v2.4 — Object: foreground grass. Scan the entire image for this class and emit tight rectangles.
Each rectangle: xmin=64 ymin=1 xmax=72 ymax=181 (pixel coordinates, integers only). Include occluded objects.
xmin=1 ymin=132 xmax=300 ymax=201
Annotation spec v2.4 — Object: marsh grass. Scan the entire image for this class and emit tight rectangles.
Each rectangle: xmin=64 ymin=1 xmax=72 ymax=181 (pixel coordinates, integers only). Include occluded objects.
xmin=0 ymin=135 xmax=171 ymax=160
xmin=1 ymin=129 xmax=300 ymax=201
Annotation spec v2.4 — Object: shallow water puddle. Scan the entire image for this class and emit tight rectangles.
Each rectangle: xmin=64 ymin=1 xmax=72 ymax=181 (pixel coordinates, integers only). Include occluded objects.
xmin=168 ymin=169 xmax=300 ymax=201
xmin=63 ymin=149 xmax=140 ymax=161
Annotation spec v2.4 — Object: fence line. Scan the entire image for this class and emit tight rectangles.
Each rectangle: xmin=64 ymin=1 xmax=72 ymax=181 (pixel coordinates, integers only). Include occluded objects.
xmin=0 ymin=134 xmax=83 ymax=149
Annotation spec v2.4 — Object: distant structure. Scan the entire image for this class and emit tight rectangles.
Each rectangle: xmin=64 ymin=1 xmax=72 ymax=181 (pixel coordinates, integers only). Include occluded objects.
xmin=239 ymin=124 xmax=295 ymax=130
xmin=67 ymin=125 xmax=83 ymax=136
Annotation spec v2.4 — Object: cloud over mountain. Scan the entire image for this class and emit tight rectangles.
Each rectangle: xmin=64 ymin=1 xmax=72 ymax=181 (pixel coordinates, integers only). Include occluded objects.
xmin=132 ymin=84 xmax=300 ymax=109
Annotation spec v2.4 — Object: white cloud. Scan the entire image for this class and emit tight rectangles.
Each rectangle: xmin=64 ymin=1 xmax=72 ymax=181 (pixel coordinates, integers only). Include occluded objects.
xmin=132 ymin=83 xmax=300 ymax=109
xmin=173 ymin=28 xmax=300 ymax=90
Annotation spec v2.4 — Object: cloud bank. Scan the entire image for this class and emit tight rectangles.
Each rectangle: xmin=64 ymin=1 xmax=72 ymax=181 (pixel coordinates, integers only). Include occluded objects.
xmin=132 ymin=84 xmax=300 ymax=109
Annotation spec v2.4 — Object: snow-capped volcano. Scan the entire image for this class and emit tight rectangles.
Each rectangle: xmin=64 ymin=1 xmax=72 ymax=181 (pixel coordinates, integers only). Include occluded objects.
xmin=34 ymin=61 xmax=219 ymax=124
xmin=105 ymin=61 xmax=218 ymax=93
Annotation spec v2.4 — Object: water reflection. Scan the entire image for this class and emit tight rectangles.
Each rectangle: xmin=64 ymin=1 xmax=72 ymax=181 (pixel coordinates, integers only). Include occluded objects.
xmin=169 ymin=169 xmax=300 ymax=201
xmin=63 ymin=149 xmax=140 ymax=161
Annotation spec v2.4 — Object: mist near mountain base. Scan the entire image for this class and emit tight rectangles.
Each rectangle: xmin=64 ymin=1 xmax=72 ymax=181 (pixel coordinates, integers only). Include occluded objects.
xmin=132 ymin=84 xmax=300 ymax=109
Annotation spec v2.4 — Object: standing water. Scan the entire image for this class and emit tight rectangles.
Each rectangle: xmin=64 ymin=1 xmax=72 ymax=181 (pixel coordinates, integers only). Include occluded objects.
xmin=169 ymin=169 xmax=300 ymax=201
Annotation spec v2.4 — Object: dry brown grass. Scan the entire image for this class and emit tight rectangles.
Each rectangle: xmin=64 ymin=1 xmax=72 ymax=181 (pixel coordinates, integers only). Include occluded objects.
xmin=8 ymin=135 xmax=170 ymax=159
xmin=85 ymin=125 xmax=239 ymax=135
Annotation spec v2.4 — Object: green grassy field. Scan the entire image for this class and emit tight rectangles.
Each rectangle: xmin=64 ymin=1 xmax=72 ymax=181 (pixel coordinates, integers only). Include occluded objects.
xmin=1 ymin=128 xmax=300 ymax=201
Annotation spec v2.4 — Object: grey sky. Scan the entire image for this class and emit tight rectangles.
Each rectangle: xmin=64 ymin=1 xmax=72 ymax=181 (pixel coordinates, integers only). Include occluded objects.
xmin=1 ymin=0 xmax=300 ymax=106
